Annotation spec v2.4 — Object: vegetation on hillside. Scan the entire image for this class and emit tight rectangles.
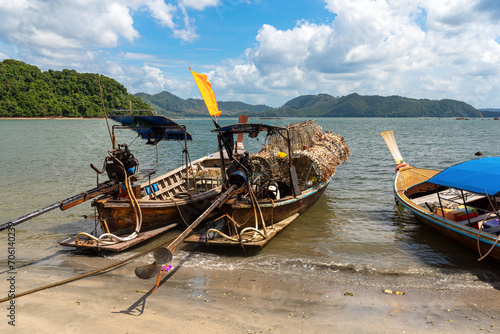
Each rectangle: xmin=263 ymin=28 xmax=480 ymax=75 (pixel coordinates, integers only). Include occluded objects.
xmin=479 ymin=109 xmax=500 ymax=117
xmin=136 ymin=91 xmax=272 ymax=117
xmin=263 ymin=93 xmax=482 ymax=118
xmin=0 ymin=59 xmax=486 ymax=118
xmin=0 ymin=59 xmax=150 ymax=117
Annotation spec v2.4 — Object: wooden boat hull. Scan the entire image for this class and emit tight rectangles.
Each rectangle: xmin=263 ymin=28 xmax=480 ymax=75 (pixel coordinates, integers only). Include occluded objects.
xmin=185 ymin=120 xmax=349 ymax=248
xmin=394 ymin=166 xmax=500 ymax=262
xmin=95 ymin=188 xmax=220 ymax=235
xmin=60 ymin=153 xmax=225 ymax=251
xmin=185 ymin=180 xmax=330 ymax=247
xmin=227 ymin=181 xmax=328 ymax=227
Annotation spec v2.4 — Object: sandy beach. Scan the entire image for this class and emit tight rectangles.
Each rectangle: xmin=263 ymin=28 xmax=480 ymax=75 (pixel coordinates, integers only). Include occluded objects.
xmin=1 ymin=255 xmax=500 ymax=334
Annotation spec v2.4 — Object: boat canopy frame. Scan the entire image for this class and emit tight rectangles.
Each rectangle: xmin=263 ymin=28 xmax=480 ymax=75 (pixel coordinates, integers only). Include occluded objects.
xmin=108 ymin=114 xmax=193 ymax=194
xmin=425 ymin=157 xmax=500 ymax=226
xmin=427 ymin=157 xmax=500 ymax=196
xmin=108 ymin=115 xmax=193 ymax=144
xmin=212 ymin=123 xmax=302 ymax=197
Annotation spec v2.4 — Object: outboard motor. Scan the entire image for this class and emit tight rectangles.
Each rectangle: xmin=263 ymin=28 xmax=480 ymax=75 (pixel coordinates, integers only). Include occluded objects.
xmin=105 ymin=144 xmax=138 ymax=183
xmin=227 ymin=152 xmax=253 ymax=188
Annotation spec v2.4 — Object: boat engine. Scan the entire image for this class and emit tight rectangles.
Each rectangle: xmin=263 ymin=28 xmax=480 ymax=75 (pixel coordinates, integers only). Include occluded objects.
xmin=227 ymin=152 xmax=253 ymax=188
xmin=105 ymin=144 xmax=139 ymax=183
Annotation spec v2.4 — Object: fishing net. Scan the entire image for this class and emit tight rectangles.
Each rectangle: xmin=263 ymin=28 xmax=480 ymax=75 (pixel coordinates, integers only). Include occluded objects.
xmin=253 ymin=120 xmax=349 ymax=184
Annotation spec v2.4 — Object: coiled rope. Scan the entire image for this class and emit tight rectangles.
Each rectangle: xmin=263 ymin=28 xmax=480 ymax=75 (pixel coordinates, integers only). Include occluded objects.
xmin=206 ymin=185 xmax=268 ymax=244
xmin=76 ymin=153 xmax=143 ymax=246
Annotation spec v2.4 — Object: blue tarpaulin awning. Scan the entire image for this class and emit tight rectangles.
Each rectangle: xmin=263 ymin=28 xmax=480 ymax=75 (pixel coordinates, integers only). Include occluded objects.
xmin=109 ymin=115 xmax=192 ymax=141
xmin=211 ymin=123 xmax=284 ymax=134
xmin=427 ymin=157 xmax=500 ymax=195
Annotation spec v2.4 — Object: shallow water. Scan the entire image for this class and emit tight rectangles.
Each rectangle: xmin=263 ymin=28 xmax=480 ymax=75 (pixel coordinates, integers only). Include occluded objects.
xmin=1 ymin=117 xmax=500 ymax=291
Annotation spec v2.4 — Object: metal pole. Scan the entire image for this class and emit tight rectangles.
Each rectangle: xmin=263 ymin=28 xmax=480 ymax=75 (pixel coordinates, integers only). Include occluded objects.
xmin=461 ymin=190 xmax=471 ymax=225
xmin=436 ymin=185 xmax=445 ymax=218
xmin=183 ymin=125 xmax=190 ymax=193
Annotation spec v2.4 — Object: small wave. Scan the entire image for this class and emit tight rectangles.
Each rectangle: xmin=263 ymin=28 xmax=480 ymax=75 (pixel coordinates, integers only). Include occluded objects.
xmin=176 ymin=251 xmax=496 ymax=290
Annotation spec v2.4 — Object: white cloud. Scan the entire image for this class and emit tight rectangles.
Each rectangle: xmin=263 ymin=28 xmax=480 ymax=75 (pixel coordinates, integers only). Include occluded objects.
xmin=203 ymin=0 xmax=500 ymax=108
xmin=180 ymin=0 xmax=220 ymax=11
xmin=131 ymin=65 xmax=191 ymax=95
xmin=2 ymin=0 xmax=500 ymax=109
xmin=145 ymin=0 xmax=177 ymax=29
xmin=0 ymin=0 xmax=202 ymax=62
xmin=0 ymin=1 xmax=140 ymax=50
xmin=171 ymin=5 xmax=199 ymax=41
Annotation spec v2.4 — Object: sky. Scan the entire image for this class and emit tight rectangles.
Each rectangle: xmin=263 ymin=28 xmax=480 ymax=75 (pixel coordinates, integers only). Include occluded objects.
xmin=1 ymin=0 xmax=500 ymax=109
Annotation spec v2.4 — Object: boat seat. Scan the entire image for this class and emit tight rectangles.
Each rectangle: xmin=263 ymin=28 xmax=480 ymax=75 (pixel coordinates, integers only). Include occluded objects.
xmin=413 ymin=190 xmax=485 ymax=206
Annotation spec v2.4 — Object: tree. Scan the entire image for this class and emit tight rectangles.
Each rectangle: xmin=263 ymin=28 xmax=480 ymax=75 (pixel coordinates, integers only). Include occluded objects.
xmin=0 ymin=59 xmax=152 ymax=118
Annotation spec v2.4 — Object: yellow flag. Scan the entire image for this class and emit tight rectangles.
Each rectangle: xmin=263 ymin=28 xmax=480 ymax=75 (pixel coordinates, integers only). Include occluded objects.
xmin=190 ymin=68 xmax=221 ymax=117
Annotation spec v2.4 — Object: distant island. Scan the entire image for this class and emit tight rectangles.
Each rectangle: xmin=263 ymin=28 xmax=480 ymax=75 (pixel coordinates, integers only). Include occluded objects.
xmin=479 ymin=108 xmax=500 ymax=117
xmin=137 ymin=91 xmax=481 ymax=118
xmin=0 ymin=59 xmax=148 ymax=117
xmin=264 ymin=93 xmax=482 ymax=118
xmin=135 ymin=91 xmax=271 ymax=117
xmin=0 ymin=59 xmax=490 ymax=118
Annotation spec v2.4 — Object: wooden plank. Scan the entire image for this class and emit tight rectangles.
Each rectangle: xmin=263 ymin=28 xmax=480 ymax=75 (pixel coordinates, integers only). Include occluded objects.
xmin=59 ymin=223 xmax=178 ymax=252
xmin=184 ymin=213 xmax=300 ymax=248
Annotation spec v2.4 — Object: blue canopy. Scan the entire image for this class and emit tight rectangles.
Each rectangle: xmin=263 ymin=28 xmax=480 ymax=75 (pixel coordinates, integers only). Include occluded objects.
xmin=109 ymin=115 xmax=192 ymax=141
xmin=212 ymin=123 xmax=285 ymax=134
xmin=428 ymin=157 xmax=500 ymax=195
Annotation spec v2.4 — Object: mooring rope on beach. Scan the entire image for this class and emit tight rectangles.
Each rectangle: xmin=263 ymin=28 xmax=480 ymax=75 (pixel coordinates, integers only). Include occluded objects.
xmin=0 ymin=235 xmax=179 ymax=304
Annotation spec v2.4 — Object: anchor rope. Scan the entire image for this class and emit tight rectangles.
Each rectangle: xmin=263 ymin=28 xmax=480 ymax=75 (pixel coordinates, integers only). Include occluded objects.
xmin=0 ymin=235 xmax=179 ymax=304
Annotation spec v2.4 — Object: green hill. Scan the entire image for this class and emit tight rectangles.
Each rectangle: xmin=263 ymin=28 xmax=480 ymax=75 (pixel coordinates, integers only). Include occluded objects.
xmin=0 ymin=59 xmax=150 ymax=117
xmin=0 ymin=59 xmax=486 ymax=118
xmin=263 ymin=93 xmax=482 ymax=117
xmin=136 ymin=91 xmax=272 ymax=117
xmin=479 ymin=108 xmax=500 ymax=117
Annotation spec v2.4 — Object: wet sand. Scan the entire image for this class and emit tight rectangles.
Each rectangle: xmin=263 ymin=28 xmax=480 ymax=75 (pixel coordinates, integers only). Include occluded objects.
xmin=1 ymin=259 xmax=500 ymax=334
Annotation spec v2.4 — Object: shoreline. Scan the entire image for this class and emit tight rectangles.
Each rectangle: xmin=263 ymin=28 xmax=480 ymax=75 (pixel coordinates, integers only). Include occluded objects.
xmin=0 ymin=117 xmax=104 ymax=120
xmin=1 ymin=259 xmax=499 ymax=333
xmin=1 ymin=116 xmax=499 ymax=121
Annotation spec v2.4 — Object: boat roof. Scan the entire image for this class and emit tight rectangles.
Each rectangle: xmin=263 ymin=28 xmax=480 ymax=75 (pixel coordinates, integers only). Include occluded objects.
xmin=108 ymin=115 xmax=192 ymax=141
xmin=427 ymin=157 xmax=500 ymax=195
xmin=212 ymin=123 xmax=285 ymax=134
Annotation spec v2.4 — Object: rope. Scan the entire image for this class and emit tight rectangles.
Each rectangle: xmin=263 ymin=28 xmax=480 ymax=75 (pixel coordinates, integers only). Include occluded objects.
xmin=205 ymin=185 xmax=268 ymax=244
xmin=76 ymin=154 xmax=142 ymax=246
xmin=0 ymin=235 xmax=178 ymax=304
xmin=476 ymin=194 xmax=500 ymax=261
xmin=152 ymin=265 xmax=172 ymax=293
xmin=173 ymin=199 xmax=190 ymax=227
xmin=98 ymin=76 xmax=113 ymax=147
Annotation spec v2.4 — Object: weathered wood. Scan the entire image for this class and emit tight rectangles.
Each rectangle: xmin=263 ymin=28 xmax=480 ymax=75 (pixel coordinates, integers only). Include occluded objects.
xmin=93 ymin=154 xmax=223 ymax=235
xmin=185 ymin=213 xmax=299 ymax=248
xmin=60 ymin=224 xmax=177 ymax=252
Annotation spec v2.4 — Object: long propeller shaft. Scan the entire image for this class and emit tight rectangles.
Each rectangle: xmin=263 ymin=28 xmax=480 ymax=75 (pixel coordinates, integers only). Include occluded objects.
xmin=135 ymin=185 xmax=240 ymax=279
xmin=0 ymin=181 xmax=117 ymax=232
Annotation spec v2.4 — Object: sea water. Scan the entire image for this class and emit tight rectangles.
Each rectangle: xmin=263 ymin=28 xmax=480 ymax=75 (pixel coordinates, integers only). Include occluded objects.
xmin=1 ymin=117 xmax=500 ymax=291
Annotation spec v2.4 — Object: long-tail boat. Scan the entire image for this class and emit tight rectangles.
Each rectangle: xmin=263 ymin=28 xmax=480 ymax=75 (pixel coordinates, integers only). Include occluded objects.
xmin=381 ymin=130 xmax=500 ymax=262
xmin=59 ymin=114 xmax=230 ymax=251
xmin=185 ymin=120 xmax=349 ymax=248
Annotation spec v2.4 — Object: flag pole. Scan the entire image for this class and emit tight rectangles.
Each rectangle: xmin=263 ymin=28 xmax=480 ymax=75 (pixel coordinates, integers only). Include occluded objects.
xmin=190 ymin=67 xmax=221 ymax=128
